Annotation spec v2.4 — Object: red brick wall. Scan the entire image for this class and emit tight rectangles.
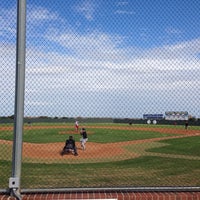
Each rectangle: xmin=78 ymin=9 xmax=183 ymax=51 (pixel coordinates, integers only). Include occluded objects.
xmin=1 ymin=191 xmax=200 ymax=200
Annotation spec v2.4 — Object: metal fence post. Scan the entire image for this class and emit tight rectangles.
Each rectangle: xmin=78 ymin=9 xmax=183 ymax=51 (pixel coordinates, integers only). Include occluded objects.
xmin=9 ymin=0 xmax=26 ymax=199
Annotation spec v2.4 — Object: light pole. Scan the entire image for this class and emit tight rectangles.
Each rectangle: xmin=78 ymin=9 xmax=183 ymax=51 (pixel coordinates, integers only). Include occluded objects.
xmin=9 ymin=0 xmax=26 ymax=199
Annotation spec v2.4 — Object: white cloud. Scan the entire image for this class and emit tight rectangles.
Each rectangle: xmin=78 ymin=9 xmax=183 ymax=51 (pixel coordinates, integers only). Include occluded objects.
xmin=46 ymin=30 xmax=127 ymax=62
xmin=115 ymin=0 xmax=135 ymax=15
xmin=29 ymin=29 xmax=200 ymax=93
xmin=26 ymin=100 xmax=54 ymax=106
xmin=75 ymin=0 xmax=95 ymax=21
xmin=27 ymin=5 xmax=60 ymax=24
xmin=165 ymin=27 xmax=182 ymax=35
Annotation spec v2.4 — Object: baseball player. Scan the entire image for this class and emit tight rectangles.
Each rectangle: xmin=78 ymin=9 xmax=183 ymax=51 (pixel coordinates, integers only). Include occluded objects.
xmin=61 ymin=136 xmax=78 ymax=156
xmin=80 ymin=128 xmax=88 ymax=150
xmin=75 ymin=120 xmax=79 ymax=132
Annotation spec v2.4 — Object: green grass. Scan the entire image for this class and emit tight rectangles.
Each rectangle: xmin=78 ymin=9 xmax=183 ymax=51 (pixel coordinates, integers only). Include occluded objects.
xmin=1 ymin=156 xmax=200 ymax=189
xmin=0 ymin=122 xmax=177 ymax=143
xmin=0 ymin=160 xmax=12 ymax=189
xmin=87 ymin=128 xmax=175 ymax=143
xmin=0 ymin=130 xmax=14 ymax=141
xmin=0 ymin=128 xmax=174 ymax=143
xmin=147 ymin=135 xmax=200 ymax=156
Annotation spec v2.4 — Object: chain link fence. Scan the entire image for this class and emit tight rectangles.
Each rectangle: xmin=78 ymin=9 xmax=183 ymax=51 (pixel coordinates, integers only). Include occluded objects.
xmin=1 ymin=0 xmax=200 ymax=191
xmin=0 ymin=0 xmax=17 ymax=190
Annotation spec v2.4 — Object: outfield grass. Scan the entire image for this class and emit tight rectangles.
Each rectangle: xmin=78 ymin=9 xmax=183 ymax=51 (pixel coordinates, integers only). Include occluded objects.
xmin=0 ymin=128 xmax=174 ymax=143
xmin=147 ymin=135 xmax=200 ymax=156
xmin=86 ymin=128 xmax=175 ymax=143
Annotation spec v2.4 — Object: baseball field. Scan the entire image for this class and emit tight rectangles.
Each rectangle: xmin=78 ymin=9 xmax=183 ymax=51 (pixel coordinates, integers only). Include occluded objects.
xmin=0 ymin=123 xmax=200 ymax=189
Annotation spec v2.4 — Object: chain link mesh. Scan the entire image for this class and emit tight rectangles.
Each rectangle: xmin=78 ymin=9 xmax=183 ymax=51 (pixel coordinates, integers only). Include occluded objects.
xmin=1 ymin=0 xmax=200 ymax=190
xmin=0 ymin=1 xmax=17 ymax=189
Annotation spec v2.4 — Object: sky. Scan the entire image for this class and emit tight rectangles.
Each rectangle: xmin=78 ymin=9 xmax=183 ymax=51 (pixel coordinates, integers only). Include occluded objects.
xmin=0 ymin=0 xmax=200 ymax=118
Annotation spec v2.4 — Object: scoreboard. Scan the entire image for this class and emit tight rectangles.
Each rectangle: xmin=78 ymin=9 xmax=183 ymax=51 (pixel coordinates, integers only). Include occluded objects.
xmin=165 ymin=111 xmax=188 ymax=120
